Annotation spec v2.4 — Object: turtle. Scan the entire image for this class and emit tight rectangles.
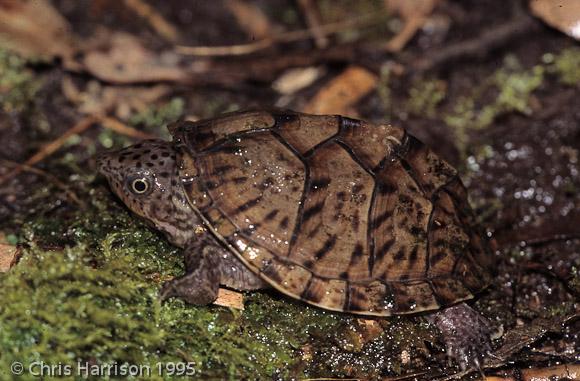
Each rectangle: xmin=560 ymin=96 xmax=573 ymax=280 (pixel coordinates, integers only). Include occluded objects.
xmin=97 ymin=109 xmax=495 ymax=370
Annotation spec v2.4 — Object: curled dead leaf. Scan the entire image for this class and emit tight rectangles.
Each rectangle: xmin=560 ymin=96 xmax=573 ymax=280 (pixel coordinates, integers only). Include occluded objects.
xmin=0 ymin=0 xmax=76 ymax=61
xmin=83 ymin=32 xmax=187 ymax=84
xmin=303 ymin=66 xmax=377 ymax=115
xmin=62 ymin=76 xmax=171 ymax=120
xmin=530 ymin=0 xmax=580 ymax=40
xmin=485 ymin=364 xmax=580 ymax=380
xmin=273 ymin=67 xmax=323 ymax=95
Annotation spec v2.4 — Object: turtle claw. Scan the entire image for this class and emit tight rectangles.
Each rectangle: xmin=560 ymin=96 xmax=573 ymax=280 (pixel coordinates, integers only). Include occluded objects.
xmin=451 ymin=340 xmax=488 ymax=372
xmin=158 ymin=279 xmax=178 ymax=302
xmin=158 ymin=275 xmax=219 ymax=306
xmin=428 ymin=303 xmax=493 ymax=371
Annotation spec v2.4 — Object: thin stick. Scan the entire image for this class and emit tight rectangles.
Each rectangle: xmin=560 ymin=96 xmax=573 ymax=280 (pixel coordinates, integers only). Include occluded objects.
xmin=0 ymin=159 xmax=86 ymax=208
xmin=296 ymin=0 xmax=329 ymax=48
xmin=123 ymin=0 xmax=180 ymax=42
xmin=0 ymin=115 xmax=156 ymax=186
xmin=100 ymin=116 xmax=157 ymax=140
xmin=412 ymin=12 xmax=536 ymax=72
xmin=0 ymin=116 xmax=97 ymax=185
xmin=176 ymin=13 xmax=383 ymax=57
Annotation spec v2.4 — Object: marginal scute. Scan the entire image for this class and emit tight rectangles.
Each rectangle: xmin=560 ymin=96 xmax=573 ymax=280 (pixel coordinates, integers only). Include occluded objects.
xmin=403 ymin=135 xmax=457 ymax=197
xmin=275 ymin=113 xmax=339 ymax=155
xmin=346 ymin=281 xmax=390 ymax=313
xmin=262 ymin=261 xmax=313 ymax=296
xmin=454 ymin=254 xmax=489 ymax=293
xmin=445 ymin=180 xmax=493 ymax=272
xmin=300 ymin=276 xmax=326 ymax=304
xmin=317 ymin=278 xmax=348 ymax=311
xmin=430 ymin=278 xmax=472 ymax=306
xmin=370 ymin=160 xmax=431 ymax=281
xmin=392 ymin=281 xmax=439 ymax=314
xmin=181 ymin=110 xmax=275 ymax=152
xmin=235 ymin=238 xmax=277 ymax=275
xmin=339 ymin=120 xmax=405 ymax=169
xmin=428 ymin=190 xmax=468 ymax=278
xmin=171 ymin=110 xmax=492 ymax=316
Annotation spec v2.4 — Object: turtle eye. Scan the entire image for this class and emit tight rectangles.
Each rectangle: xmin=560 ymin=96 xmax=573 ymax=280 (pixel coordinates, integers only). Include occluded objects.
xmin=130 ymin=178 xmax=150 ymax=194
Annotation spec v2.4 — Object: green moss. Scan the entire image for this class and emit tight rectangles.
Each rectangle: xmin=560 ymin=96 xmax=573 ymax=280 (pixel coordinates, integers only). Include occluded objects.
xmin=544 ymin=47 xmax=580 ymax=86
xmin=491 ymin=63 xmax=544 ymax=116
xmin=0 ymin=49 xmax=41 ymax=112
xmin=377 ymin=64 xmax=393 ymax=120
xmin=407 ymin=79 xmax=447 ymax=118
xmin=1 ymin=191 xmax=355 ymax=380
xmin=0 ymin=246 xmax=163 ymax=381
xmin=128 ymin=97 xmax=185 ymax=136
xmin=444 ymin=56 xmax=544 ymax=157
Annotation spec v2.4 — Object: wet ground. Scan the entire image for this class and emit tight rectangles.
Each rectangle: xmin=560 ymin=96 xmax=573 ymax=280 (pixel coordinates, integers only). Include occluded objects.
xmin=0 ymin=1 xmax=578 ymax=380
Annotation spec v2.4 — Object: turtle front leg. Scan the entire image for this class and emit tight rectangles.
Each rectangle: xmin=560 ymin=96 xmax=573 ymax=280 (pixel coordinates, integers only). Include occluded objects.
xmin=159 ymin=235 xmax=222 ymax=305
xmin=160 ymin=233 xmax=267 ymax=305
xmin=427 ymin=302 xmax=492 ymax=371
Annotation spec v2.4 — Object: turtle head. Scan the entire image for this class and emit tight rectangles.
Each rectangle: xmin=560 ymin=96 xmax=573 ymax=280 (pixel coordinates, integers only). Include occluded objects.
xmin=97 ymin=139 xmax=197 ymax=246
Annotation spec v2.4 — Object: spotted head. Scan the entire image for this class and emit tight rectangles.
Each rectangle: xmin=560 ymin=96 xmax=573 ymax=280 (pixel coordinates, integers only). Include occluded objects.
xmin=97 ymin=139 xmax=198 ymax=246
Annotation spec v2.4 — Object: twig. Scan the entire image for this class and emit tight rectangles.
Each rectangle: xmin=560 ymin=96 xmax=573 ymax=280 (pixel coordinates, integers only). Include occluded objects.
xmin=0 ymin=159 xmax=86 ymax=208
xmin=296 ymin=0 xmax=329 ymax=48
xmin=123 ymin=0 xmax=180 ymax=42
xmin=0 ymin=116 xmax=97 ymax=185
xmin=0 ymin=115 xmax=156 ymax=186
xmin=380 ymin=372 xmax=431 ymax=380
xmin=412 ymin=12 xmax=538 ymax=72
xmin=176 ymin=13 xmax=383 ymax=56
xmin=224 ymin=0 xmax=272 ymax=40
xmin=99 ymin=116 xmax=157 ymax=140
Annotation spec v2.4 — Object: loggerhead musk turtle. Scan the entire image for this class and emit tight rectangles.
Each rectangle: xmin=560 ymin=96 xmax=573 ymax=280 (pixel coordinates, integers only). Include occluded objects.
xmin=97 ymin=110 xmax=494 ymax=369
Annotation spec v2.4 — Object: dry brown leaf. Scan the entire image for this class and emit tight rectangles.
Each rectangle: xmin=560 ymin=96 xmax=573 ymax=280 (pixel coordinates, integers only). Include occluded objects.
xmin=485 ymin=364 xmax=580 ymax=380
xmin=303 ymin=66 xmax=377 ymax=115
xmin=521 ymin=364 xmax=580 ymax=380
xmin=213 ymin=288 xmax=244 ymax=310
xmin=530 ymin=0 xmax=580 ymax=40
xmin=355 ymin=318 xmax=384 ymax=345
xmin=62 ymin=76 xmax=172 ymax=119
xmin=272 ymin=67 xmax=323 ymax=95
xmin=83 ymin=32 xmax=187 ymax=84
xmin=0 ymin=234 xmax=18 ymax=272
xmin=0 ymin=0 xmax=76 ymax=60
xmin=224 ymin=0 xmax=274 ymax=40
